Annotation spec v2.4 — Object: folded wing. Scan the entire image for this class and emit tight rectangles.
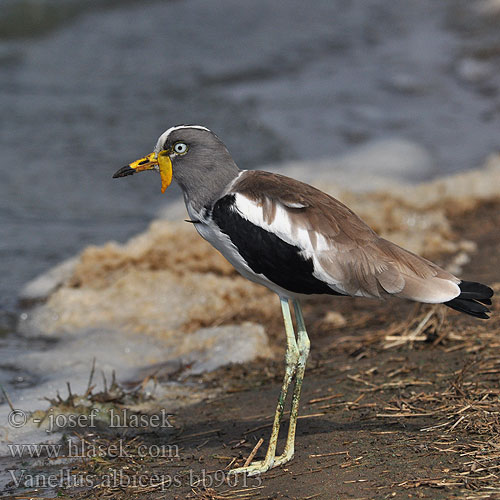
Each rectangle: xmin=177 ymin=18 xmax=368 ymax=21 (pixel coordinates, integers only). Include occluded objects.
xmin=231 ymin=170 xmax=461 ymax=302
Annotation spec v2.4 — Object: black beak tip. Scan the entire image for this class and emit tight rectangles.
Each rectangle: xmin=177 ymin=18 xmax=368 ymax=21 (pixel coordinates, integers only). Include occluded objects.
xmin=113 ymin=166 xmax=136 ymax=178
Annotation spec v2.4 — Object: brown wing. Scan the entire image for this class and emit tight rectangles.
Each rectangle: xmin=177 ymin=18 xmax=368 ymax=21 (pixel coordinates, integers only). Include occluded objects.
xmin=233 ymin=170 xmax=460 ymax=301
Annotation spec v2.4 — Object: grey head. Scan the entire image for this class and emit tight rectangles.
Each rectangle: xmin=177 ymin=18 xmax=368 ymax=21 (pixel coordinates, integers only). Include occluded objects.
xmin=155 ymin=125 xmax=240 ymax=211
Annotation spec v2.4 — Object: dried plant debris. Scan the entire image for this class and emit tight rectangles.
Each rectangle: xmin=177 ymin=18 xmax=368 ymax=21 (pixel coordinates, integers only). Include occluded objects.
xmin=32 ymin=362 xmax=156 ymax=435
xmin=327 ymin=355 xmax=500 ymax=495
xmin=11 ymin=198 xmax=500 ymax=498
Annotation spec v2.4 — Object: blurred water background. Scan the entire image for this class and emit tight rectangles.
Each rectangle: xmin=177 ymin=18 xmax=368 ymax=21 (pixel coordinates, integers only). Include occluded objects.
xmin=2 ymin=0 xmax=500 ymax=313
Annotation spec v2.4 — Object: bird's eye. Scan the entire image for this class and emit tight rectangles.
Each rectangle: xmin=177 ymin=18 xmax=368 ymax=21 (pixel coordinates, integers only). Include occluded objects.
xmin=173 ymin=142 xmax=188 ymax=155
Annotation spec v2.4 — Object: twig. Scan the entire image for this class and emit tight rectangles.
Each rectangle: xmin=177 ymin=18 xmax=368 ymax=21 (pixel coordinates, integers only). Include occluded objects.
xmin=0 ymin=383 xmax=14 ymax=411
xmin=308 ymin=393 xmax=343 ymax=404
xmin=86 ymin=357 xmax=96 ymax=396
xmin=66 ymin=382 xmax=74 ymax=407
xmin=448 ymin=415 xmax=466 ymax=432
xmin=309 ymin=451 xmax=349 ymax=458
xmin=243 ymin=438 xmax=264 ymax=467
xmin=101 ymin=370 xmax=107 ymax=393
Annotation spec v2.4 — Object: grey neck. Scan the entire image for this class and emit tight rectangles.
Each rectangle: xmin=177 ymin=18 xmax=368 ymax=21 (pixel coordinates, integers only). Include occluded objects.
xmin=174 ymin=158 xmax=240 ymax=214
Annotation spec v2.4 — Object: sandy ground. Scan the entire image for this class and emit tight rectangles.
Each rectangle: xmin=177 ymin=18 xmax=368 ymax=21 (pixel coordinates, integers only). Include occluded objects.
xmin=5 ymin=201 xmax=500 ymax=500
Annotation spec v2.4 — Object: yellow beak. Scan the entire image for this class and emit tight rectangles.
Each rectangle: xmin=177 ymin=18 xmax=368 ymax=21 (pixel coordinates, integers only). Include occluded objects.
xmin=113 ymin=152 xmax=173 ymax=193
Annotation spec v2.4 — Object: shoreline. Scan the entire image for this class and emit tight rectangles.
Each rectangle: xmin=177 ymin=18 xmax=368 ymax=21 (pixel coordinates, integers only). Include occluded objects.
xmin=2 ymin=156 xmax=499 ymax=496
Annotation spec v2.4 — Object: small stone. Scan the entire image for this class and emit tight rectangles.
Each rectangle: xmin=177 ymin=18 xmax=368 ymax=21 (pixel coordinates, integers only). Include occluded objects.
xmin=323 ymin=311 xmax=347 ymax=328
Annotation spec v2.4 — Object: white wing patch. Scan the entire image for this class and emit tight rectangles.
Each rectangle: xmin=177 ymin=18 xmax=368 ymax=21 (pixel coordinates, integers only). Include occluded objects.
xmin=233 ymin=194 xmax=377 ymax=297
xmin=282 ymin=201 xmax=308 ymax=209
xmin=233 ymin=194 xmax=330 ymax=253
xmin=233 ymin=194 xmax=351 ymax=294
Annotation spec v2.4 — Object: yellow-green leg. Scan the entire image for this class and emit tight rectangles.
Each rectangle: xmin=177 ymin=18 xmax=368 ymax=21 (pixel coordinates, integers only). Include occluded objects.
xmin=230 ymin=296 xmax=299 ymax=476
xmin=273 ymin=299 xmax=310 ymax=466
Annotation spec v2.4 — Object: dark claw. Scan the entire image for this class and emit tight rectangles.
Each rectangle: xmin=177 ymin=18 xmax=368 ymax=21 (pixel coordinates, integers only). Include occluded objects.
xmin=113 ymin=166 xmax=136 ymax=178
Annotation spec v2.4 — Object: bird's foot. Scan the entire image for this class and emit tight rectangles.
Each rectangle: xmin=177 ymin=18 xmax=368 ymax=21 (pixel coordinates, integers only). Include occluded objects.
xmin=229 ymin=459 xmax=273 ymax=477
xmin=272 ymin=449 xmax=294 ymax=467
xmin=229 ymin=451 xmax=294 ymax=476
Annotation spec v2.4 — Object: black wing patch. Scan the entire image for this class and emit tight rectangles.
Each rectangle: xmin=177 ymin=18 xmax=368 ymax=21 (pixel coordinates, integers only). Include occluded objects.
xmin=211 ymin=195 xmax=343 ymax=296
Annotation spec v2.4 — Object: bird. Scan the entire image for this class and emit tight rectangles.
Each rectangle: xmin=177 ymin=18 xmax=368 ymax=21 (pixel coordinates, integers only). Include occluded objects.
xmin=113 ymin=125 xmax=494 ymax=476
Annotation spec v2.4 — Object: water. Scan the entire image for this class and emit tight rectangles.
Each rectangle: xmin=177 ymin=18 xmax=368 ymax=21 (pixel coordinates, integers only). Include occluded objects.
xmin=2 ymin=0 xmax=500 ymax=312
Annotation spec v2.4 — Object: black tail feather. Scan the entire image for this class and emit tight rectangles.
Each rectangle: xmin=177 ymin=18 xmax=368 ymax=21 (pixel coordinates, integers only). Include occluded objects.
xmin=445 ymin=297 xmax=490 ymax=319
xmin=476 ymin=297 xmax=492 ymax=306
xmin=444 ymin=281 xmax=494 ymax=320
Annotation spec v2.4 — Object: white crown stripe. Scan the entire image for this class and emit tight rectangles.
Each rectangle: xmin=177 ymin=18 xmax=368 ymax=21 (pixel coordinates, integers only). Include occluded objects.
xmin=154 ymin=125 xmax=211 ymax=153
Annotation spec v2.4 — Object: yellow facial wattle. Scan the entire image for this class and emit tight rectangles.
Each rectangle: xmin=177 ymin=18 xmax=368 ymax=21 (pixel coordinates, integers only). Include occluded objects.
xmin=157 ymin=152 xmax=172 ymax=193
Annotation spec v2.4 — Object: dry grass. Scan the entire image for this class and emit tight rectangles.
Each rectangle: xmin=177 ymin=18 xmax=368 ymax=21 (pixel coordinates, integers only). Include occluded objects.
xmin=11 ymin=200 xmax=499 ymax=500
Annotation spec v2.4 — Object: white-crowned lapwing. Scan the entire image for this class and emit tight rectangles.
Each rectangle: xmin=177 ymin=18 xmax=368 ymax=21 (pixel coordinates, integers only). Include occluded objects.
xmin=113 ymin=125 xmax=494 ymax=475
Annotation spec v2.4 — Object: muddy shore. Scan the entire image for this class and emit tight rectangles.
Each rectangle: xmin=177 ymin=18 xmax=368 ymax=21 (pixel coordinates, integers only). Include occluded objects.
xmin=4 ymin=198 xmax=499 ymax=499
